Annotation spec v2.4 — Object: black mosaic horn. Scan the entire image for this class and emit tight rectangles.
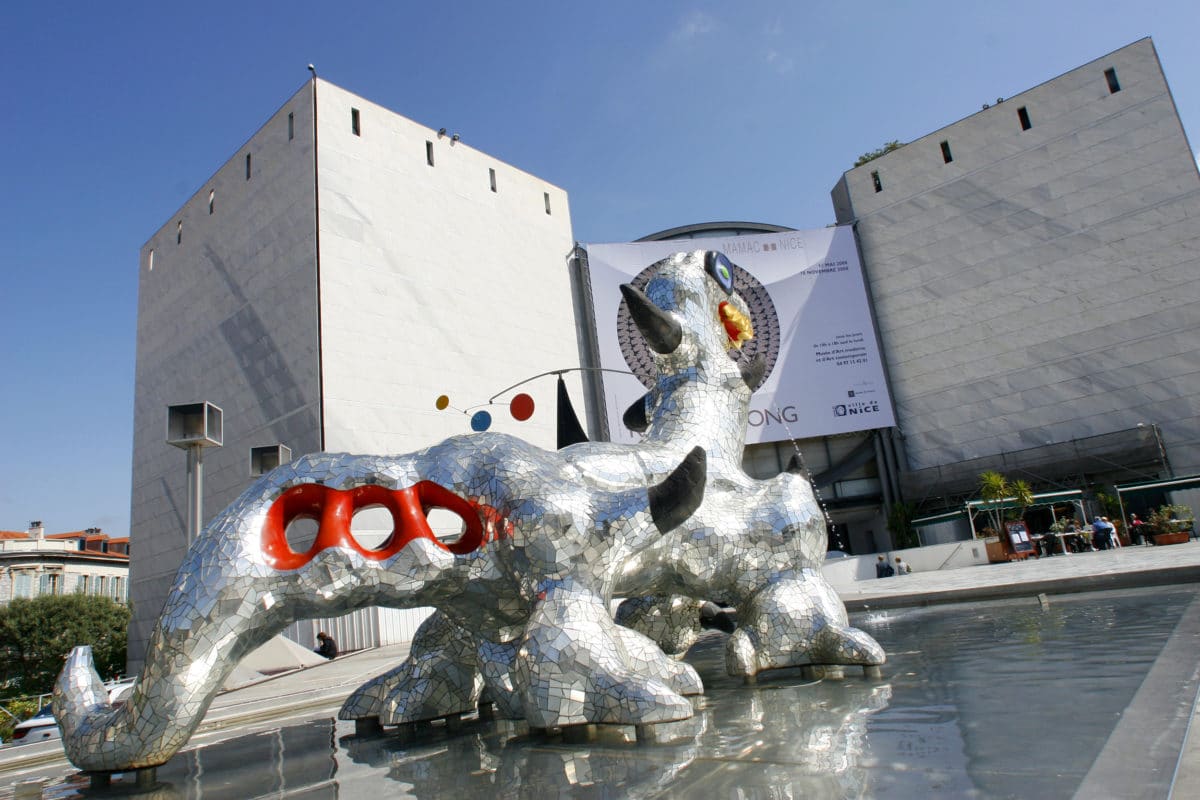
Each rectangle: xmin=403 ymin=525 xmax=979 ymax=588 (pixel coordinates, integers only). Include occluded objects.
xmin=620 ymin=283 xmax=682 ymax=354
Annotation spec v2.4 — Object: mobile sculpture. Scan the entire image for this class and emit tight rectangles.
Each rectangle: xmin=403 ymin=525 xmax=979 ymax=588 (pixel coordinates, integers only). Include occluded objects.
xmin=54 ymin=250 xmax=884 ymax=773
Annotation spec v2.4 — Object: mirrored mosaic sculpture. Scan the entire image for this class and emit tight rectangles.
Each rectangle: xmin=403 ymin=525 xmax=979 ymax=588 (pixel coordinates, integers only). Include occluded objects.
xmin=54 ymin=250 xmax=883 ymax=774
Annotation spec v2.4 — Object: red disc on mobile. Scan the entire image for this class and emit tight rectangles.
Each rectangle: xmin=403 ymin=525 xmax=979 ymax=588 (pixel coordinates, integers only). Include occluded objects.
xmin=510 ymin=393 xmax=535 ymax=421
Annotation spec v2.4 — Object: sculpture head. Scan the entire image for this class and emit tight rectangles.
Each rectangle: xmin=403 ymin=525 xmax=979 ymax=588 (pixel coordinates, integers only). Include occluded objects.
xmin=619 ymin=250 xmax=765 ymax=439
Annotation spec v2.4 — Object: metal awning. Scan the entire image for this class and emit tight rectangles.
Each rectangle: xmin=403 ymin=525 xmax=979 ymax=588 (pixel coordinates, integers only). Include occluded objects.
xmin=965 ymin=489 xmax=1083 ymax=513
xmin=1114 ymin=475 xmax=1200 ymax=496
xmin=1112 ymin=474 xmax=1200 ymax=531
xmin=915 ymin=490 xmax=1085 ymax=530
xmin=965 ymin=490 xmax=1087 ymax=538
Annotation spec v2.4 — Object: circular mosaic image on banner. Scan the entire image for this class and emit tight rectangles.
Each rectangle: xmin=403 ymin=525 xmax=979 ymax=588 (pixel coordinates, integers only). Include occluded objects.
xmin=616 ymin=259 xmax=781 ymax=391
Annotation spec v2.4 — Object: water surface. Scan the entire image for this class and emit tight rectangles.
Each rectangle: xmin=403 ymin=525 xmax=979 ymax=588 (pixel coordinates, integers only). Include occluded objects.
xmin=25 ymin=584 xmax=1197 ymax=798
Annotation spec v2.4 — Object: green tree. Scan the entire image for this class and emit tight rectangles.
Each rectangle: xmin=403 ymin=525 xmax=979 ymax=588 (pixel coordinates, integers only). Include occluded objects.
xmin=0 ymin=594 xmax=129 ymax=698
xmin=854 ymin=140 xmax=905 ymax=167
xmin=1009 ymin=479 xmax=1035 ymax=520
xmin=977 ymin=472 xmax=1035 ymax=538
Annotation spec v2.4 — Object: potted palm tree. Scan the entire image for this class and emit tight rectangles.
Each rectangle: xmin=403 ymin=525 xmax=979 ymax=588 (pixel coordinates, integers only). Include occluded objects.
xmin=1147 ymin=504 xmax=1194 ymax=545
xmin=977 ymin=471 xmax=1035 ymax=561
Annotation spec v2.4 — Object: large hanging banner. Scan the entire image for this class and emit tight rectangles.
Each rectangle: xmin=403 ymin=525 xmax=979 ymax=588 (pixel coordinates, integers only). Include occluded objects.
xmin=585 ymin=227 xmax=896 ymax=445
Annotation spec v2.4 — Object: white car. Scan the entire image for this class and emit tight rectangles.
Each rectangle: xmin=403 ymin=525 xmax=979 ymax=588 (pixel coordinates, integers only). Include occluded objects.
xmin=8 ymin=704 xmax=57 ymax=744
xmin=7 ymin=679 xmax=135 ymax=746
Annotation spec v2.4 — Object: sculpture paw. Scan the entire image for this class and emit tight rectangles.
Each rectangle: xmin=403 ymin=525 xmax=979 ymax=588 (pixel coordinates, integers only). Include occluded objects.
xmin=726 ymin=570 xmax=885 ymax=677
xmin=516 ymin=588 xmax=700 ymax=727
xmin=587 ymin=674 xmax=695 ymax=726
xmin=811 ymin=621 xmax=886 ymax=666
xmin=610 ymin=623 xmax=703 ymax=697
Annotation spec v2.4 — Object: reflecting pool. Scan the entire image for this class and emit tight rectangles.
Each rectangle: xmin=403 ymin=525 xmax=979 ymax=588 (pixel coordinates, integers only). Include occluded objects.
xmin=23 ymin=584 xmax=1199 ymax=799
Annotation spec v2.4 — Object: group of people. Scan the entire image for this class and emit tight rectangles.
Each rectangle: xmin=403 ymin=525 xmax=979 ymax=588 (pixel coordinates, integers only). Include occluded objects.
xmin=875 ymin=555 xmax=912 ymax=578
xmin=1038 ymin=515 xmax=1157 ymax=556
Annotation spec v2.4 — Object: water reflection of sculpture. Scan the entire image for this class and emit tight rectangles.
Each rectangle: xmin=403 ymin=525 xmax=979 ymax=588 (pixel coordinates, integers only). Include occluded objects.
xmin=55 ymin=719 xmax=339 ymax=800
xmin=54 ymin=250 xmax=884 ymax=774
xmin=340 ymin=635 xmax=891 ymax=798
xmin=341 ymin=719 xmax=705 ymax=798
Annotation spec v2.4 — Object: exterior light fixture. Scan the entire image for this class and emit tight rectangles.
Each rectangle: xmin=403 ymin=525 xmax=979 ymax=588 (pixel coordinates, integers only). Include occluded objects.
xmin=166 ymin=402 xmax=223 ymax=544
xmin=249 ymin=444 xmax=292 ymax=477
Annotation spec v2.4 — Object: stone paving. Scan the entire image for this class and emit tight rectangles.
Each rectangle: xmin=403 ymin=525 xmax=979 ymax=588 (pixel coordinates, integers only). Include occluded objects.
xmin=840 ymin=538 xmax=1200 ymax=610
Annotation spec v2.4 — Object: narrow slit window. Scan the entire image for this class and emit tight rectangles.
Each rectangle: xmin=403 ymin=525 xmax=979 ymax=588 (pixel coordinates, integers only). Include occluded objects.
xmin=871 ymin=171 xmax=882 ymax=193
xmin=176 ymin=220 xmax=182 ymax=245
xmin=351 ymin=108 xmax=361 ymax=136
xmin=544 ymin=192 xmax=552 ymax=215
xmin=1018 ymin=106 xmax=1032 ymax=130
xmin=940 ymin=141 xmax=953 ymax=163
xmin=1105 ymin=67 xmax=1121 ymax=93
xmin=288 ymin=112 xmax=295 ymax=140
xmin=245 ymin=153 xmax=252 ymax=180
xmin=489 ymin=168 xmax=497 ymax=192
xmin=426 ymin=141 xmax=434 ymax=166
xmin=148 ymin=249 xmax=154 ymax=271
xmin=208 ymin=189 xmax=215 ymax=215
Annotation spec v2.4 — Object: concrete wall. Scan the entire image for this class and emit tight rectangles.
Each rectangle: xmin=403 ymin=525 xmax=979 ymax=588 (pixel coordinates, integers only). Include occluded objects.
xmin=313 ymin=81 xmax=579 ymax=458
xmin=129 ymin=84 xmax=321 ymax=667
xmin=917 ymin=517 xmax=974 ymax=545
xmin=833 ymin=38 xmax=1200 ymax=478
xmin=822 ymin=539 xmax=990 ymax=590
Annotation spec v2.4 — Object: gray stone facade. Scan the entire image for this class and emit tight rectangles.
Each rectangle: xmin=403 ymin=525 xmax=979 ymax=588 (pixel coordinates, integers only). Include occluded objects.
xmin=832 ymin=38 xmax=1200 ymax=503
xmin=130 ymin=84 xmax=323 ymax=666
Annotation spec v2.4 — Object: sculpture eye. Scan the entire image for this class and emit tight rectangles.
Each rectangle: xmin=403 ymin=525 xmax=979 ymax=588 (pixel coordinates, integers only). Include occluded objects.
xmin=705 ymin=251 xmax=735 ymax=295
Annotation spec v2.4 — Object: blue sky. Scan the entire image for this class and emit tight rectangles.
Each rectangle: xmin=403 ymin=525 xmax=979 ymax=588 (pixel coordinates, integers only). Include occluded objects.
xmin=2 ymin=1 xmax=1198 ymax=538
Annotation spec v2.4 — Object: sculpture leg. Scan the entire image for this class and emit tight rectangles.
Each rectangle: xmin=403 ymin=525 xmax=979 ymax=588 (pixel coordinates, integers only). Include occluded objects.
xmin=478 ymin=638 xmax=524 ymax=720
xmin=340 ymin=610 xmax=482 ymax=725
xmin=726 ymin=570 xmax=884 ymax=678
